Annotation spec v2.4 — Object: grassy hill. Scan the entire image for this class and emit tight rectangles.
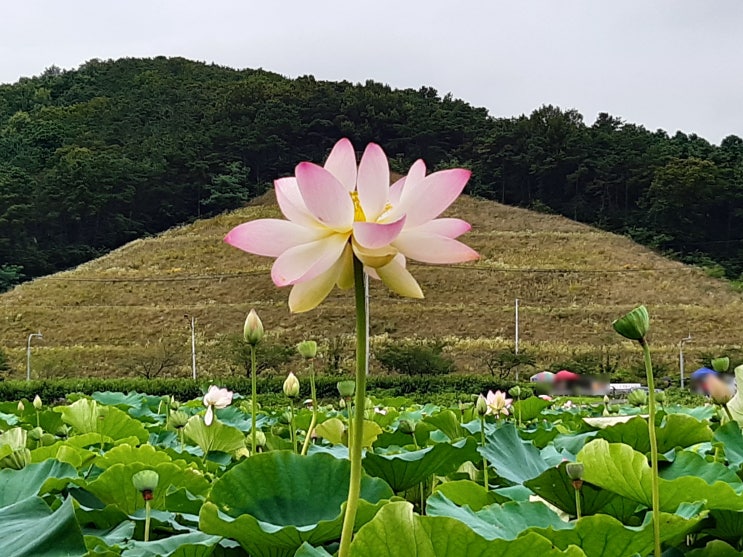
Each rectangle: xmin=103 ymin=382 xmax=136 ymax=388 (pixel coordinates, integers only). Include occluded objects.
xmin=1 ymin=192 xmax=741 ymax=380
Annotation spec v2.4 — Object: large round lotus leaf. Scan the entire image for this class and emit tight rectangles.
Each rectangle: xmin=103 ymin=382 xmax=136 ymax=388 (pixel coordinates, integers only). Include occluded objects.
xmin=199 ymin=450 xmax=393 ymax=557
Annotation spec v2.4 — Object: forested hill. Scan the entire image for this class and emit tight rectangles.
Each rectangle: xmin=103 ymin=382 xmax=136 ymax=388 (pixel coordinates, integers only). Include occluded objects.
xmin=1 ymin=56 xmax=742 ymax=290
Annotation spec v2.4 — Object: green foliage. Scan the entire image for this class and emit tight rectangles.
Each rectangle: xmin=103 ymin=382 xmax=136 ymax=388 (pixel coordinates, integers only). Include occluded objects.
xmin=0 ymin=348 xmax=10 ymax=375
xmin=376 ymin=340 xmax=455 ymax=376
xmin=2 ymin=57 xmax=743 ymax=282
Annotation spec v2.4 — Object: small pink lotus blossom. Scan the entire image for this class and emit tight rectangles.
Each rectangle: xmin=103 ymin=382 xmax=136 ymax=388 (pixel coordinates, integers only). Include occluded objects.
xmin=203 ymin=385 xmax=233 ymax=426
xmin=225 ymin=138 xmax=479 ymax=312
xmin=562 ymin=400 xmax=574 ymax=410
xmin=539 ymin=394 xmax=553 ymax=401
xmin=485 ymin=390 xmax=512 ymax=417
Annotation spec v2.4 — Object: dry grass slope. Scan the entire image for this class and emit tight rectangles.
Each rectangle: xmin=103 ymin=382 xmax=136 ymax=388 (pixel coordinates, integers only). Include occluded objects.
xmin=2 ymin=191 xmax=742 ymax=378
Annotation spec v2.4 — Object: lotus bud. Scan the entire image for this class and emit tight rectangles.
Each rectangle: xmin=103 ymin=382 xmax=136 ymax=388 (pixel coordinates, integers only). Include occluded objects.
xmin=254 ymin=430 xmax=267 ymax=448
xmin=283 ymin=372 xmax=300 ymax=398
xmin=170 ymin=396 xmax=180 ymax=410
xmin=566 ymin=462 xmax=584 ymax=480
xmin=338 ymin=398 xmax=346 ymax=409
xmin=475 ymin=394 xmax=488 ymax=417
xmin=28 ymin=427 xmax=44 ymax=441
xmin=655 ymin=390 xmax=666 ymax=403
xmin=627 ymin=389 xmax=648 ymax=407
xmin=712 ymin=357 xmax=730 ymax=373
xmin=243 ymin=309 xmax=264 ymax=346
xmin=132 ymin=470 xmax=160 ymax=500
xmin=337 ymin=380 xmax=356 ymax=398
xmin=33 ymin=395 xmax=42 ymax=410
xmin=297 ymin=340 xmax=318 ymax=359
xmin=603 ymin=395 xmax=610 ymax=405
xmin=612 ymin=305 xmax=650 ymax=342
xmin=508 ymin=386 xmax=522 ymax=399
xmin=169 ymin=410 xmax=189 ymax=429
xmin=17 ymin=401 xmax=24 ymax=413
xmin=399 ymin=419 xmax=416 ymax=434
xmin=706 ymin=375 xmax=733 ymax=405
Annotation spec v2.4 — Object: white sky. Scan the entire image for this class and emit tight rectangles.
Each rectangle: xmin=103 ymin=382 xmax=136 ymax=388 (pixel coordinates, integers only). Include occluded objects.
xmin=2 ymin=0 xmax=742 ymax=144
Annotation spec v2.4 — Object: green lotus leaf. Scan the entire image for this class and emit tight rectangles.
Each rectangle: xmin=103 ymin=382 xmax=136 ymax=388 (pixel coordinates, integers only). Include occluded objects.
xmin=431 ymin=479 xmax=509 ymax=510
xmin=660 ymin=451 xmax=742 ymax=488
xmin=426 ymin=492 xmax=569 ymax=539
xmin=95 ymin=443 xmax=173 ymax=469
xmin=478 ymin=423 xmax=551 ymax=484
xmin=596 ymin=414 xmax=712 ymax=454
xmin=31 ymin=440 xmax=96 ymax=469
xmin=0 ymin=496 xmax=87 ymax=556
xmin=120 ymin=531 xmax=222 ymax=557
xmin=524 ymin=461 xmax=617 ymax=516
xmin=199 ymin=451 xmax=393 ymax=557
xmin=295 ymin=543 xmax=333 ymax=557
xmin=349 ymin=501 xmax=586 ymax=556
xmin=83 ymin=520 xmax=135 ymax=554
xmin=183 ymin=415 xmax=246 ymax=456
xmin=363 ymin=437 xmax=479 ymax=492
xmin=511 ymin=397 xmax=553 ymax=422
xmin=422 ymin=410 xmax=467 ymax=441
xmin=578 ymin=439 xmax=743 ymax=511
xmin=528 ymin=507 xmax=705 ymax=557
xmin=686 ymin=540 xmax=743 ymax=556
xmin=0 ymin=459 xmax=78 ymax=506
xmin=84 ymin=461 xmax=209 ymax=514
xmin=315 ymin=418 xmax=382 ymax=448
xmin=57 ymin=398 xmax=148 ymax=444
xmin=713 ymin=421 xmax=743 ymax=468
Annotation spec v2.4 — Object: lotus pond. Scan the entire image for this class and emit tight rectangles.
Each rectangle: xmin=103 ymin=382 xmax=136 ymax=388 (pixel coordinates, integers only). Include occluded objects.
xmin=0 ymin=388 xmax=741 ymax=557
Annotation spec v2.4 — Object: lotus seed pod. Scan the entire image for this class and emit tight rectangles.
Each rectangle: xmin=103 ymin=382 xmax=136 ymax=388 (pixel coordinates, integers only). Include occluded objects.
xmin=243 ymin=309 xmax=264 ymax=346
xmin=297 ymin=340 xmax=318 ymax=359
xmin=655 ymin=390 xmax=666 ymax=403
xmin=508 ymin=386 xmax=522 ymax=398
xmin=132 ymin=470 xmax=160 ymax=496
xmin=33 ymin=395 xmax=42 ymax=410
xmin=28 ymin=427 xmax=44 ymax=441
xmin=566 ymin=462 xmax=584 ymax=480
xmin=337 ymin=380 xmax=356 ymax=398
xmin=609 ymin=404 xmax=621 ymax=413
xmin=712 ymin=357 xmax=730 ymax=373
xmin=283 ymin=372 xmax=300 ymax=398
xmin=16 ymin=401 xmax=24 ymax=413
xmin=612 ymin=305 xmax=650 ymax=341
xmin=40 ymin=433 xmax=56 ymax=446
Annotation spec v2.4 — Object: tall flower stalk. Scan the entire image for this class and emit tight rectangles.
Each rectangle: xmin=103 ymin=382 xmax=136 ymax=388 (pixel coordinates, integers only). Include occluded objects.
xmin=224 ymin=138 xmax=478 ymax=555
xmin=298 ymin=341 xmax=319 ymax=455
xmin=244 ymin=309 xmax=263 ymax=454
xmin=338 ymin=257 xmax=369 ymax=557
xmin=613 ymin=305 xmax=660 ymax=557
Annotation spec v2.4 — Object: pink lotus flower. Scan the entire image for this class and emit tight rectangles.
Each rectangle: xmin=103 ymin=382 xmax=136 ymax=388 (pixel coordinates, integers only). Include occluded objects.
xmin=203 ymin=385 xmax=233 ymax=426
xmin=485 ymin=390 xmax=512 ymax=416
xmin=225 ymin=138 xmax=478 ymax=312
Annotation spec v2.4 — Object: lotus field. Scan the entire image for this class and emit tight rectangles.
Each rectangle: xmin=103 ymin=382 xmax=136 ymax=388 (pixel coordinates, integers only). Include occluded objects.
xmin=0 ymin=384 xmax=742 ymax=557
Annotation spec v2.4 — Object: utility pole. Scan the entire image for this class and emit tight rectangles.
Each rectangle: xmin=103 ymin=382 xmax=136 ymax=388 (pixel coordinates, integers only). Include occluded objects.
xmin=185 ymin=315 xmax=197 ymax=380
xmin=679 ymin=334 xmax=692 ymax=389
xmin=26 ymin=332 xmax=43 ymax=381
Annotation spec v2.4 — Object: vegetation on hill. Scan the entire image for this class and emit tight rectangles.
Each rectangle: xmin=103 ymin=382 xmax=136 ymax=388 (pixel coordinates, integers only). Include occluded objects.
xmin=1 ymin=192 xmax=741 ymax=380
xmin=1 ymin=56 xmax=743 ymax=292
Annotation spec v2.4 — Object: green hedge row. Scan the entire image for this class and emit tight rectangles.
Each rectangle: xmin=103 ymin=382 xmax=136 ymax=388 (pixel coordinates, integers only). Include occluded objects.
xmin=0 ymin=375 xmax=521 ymax=403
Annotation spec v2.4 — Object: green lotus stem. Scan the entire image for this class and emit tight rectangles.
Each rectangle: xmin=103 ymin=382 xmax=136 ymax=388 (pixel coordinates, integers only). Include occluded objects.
xmin=722 ymin=403 xmax=735 ymax=423
xmin=641 ymin=339 xmax=661 ymax=557
xmin=289 ymin=399 xmax=297 ymax=454
xmin=480 ymin=415 xmax=489 ymax=491
xmin=250 ymin=344 xmax=258 ymax=455
xmin=36 ymin=410 xmax=40 ymax=429
xmin=301 ymin=360 xmax=318 ymax=456
xmin=338 ymin=256 xmax=368 ymax=557
xmin=179 ymin=428 xmax=184 ymax=453
xmin=574 ymin=486 xmax=582 ymax=520
xmin=144 ymin=499 xmax=151 ymax=542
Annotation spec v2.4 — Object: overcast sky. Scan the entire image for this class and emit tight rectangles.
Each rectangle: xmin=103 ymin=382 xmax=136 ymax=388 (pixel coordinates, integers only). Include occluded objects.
xmin=3 ymin=1 xmax=741 ymax=144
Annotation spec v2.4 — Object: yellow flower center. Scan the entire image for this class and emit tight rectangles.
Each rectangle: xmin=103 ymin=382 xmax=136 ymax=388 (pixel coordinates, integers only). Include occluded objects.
xmin=350 ymin=191 xmax=366 ymax=222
